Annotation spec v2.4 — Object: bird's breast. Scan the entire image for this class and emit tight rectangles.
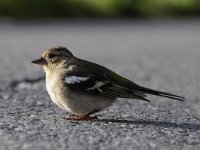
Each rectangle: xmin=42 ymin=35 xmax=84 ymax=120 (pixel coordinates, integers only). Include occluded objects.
xmin=45 ymin=74 xmax=70 ymax=111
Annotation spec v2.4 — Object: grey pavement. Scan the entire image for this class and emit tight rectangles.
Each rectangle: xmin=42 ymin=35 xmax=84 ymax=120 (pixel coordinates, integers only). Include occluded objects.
xmin=0 ymin=20 xmax=200 ymax=150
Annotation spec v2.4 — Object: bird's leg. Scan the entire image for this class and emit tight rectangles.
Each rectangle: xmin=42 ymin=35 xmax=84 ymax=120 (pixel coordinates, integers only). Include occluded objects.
xmin=76 ymin=114 xmax=98 ymax=121
xmin=67 ymin=114 xmax=98 ymax=121
xmin=68 ymin=114 xmax=78 ymax=118
xmin=67 ymin=113 xmax=98 ymax=121
xmin=66 ymin=114 xmax=80 ymax=120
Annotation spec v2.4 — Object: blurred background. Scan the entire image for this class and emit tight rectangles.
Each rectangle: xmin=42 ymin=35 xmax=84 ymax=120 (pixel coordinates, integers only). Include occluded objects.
xmin=0 ymin=0 xmax=200 ymax=19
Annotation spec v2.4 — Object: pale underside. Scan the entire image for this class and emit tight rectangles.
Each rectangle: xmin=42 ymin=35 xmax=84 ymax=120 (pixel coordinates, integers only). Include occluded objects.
xmin=45 ymin=70 xmax=115 ymax=115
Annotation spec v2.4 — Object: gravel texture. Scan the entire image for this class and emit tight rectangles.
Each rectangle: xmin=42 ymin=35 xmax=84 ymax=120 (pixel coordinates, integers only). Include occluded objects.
xmin=0 ymin=20 xmax=200 ymax=150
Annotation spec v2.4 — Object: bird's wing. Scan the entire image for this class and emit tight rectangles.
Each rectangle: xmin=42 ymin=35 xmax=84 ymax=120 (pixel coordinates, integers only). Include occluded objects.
xmin=64 ymin=74 xmax=149 ymax=101
xmin=63 ymin=60 xmax=149 ymax=102
xmin=64 ymin=58 xmax=185 ymax=102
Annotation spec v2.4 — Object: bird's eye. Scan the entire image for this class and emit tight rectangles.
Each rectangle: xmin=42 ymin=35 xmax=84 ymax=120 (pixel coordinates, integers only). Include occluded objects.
xmin=49 ymin=54 xmax=56 ymax=59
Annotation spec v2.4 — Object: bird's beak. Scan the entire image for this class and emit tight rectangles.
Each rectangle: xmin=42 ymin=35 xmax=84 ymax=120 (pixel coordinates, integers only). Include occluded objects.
xmin=31 ymin=57 xmax=47 ymax=65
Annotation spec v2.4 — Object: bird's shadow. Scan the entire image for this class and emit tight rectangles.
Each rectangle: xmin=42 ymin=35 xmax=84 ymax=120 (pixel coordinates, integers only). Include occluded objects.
xmin=86 ymin=118 xmax=200 ymax=130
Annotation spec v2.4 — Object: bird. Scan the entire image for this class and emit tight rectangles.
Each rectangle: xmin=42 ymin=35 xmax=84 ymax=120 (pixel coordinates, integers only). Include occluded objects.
xmin=32 ymin=46 xmax=185 ymax=121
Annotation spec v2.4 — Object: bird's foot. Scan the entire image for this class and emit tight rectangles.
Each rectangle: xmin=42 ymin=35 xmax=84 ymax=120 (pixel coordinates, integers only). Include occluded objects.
xmin=67 ymin=114 xmax=98 ymax=121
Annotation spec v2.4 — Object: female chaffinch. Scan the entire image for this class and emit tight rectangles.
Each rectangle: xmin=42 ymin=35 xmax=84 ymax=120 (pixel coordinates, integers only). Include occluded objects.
xmin=32 ymin=46 xmax=185 ymax=120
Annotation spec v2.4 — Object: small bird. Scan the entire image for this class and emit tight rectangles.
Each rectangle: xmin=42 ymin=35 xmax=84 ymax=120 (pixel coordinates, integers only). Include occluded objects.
xmin=32 ymin=46 xmax=185 ymax=120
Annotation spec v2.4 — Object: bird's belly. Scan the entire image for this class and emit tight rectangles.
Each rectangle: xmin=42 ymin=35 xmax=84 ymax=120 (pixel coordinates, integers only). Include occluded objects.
xmin=45 ymin=77 xmax=115 ymax=115
xmin=65 ymin=91 xmax=116 ymax=115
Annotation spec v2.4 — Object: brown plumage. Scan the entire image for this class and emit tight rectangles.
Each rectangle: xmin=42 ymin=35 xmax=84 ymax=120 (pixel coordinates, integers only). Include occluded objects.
xmin=32 ymin=46 xmax=185 ymax=120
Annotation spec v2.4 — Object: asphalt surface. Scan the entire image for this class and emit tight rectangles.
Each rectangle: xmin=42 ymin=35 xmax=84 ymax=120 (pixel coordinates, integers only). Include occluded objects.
xmin=0 ymin=20 xmax=200 ymax=150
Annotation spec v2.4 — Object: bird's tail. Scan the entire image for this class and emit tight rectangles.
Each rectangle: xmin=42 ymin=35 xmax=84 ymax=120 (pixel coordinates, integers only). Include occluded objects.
xmin=134 ymin=86 xmax=185 ymax=101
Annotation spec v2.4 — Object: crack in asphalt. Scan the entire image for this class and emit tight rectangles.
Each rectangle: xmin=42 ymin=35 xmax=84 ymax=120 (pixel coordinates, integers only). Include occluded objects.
xmin=6 ymin=76 xmax=45 ymax=91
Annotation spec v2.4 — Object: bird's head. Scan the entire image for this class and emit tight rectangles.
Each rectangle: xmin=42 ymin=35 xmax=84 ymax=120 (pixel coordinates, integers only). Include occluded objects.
xmin=32 ymin=46 xmax=74 ymax=72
